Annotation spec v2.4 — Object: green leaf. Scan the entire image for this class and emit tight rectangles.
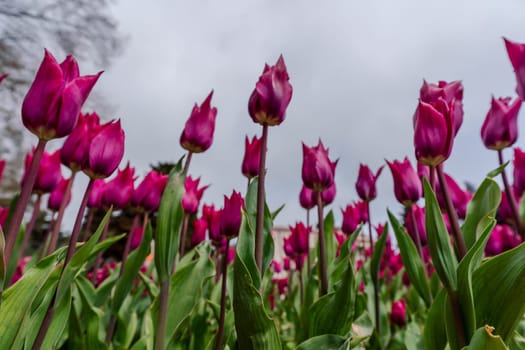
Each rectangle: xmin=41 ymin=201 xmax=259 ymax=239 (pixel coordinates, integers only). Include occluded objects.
xmin=233 ymin=213 xmax=281 ymax=349
xmin=111 ymin=222 xmax=152 ymax=314
xmin=296 ymin=334 xmax=347 ymax=350
xmin=39 ymin=286 xmax=72 ymax=349
xmin=424 ymin=289 xmax=448 ymax=350
xmin=486 ymin=162 xmax=509 ymax=179
xmin=154 ymin=167 xmax=185 ymax=281
xmin=324 ymin=210 xmax=336 ymax=272
xmin=308 ymin=257 xmax=356 ymax=337
xmin=76 ymin=277 xmax=107 ymax=349
xmin=423 ymin=179 xmax=458 ymax=291
xmin=472 ymin=241 xmax=525 ymax=342
xmin=388 ymin=210 xmax=432 ymax=307
xmin=461 ymin=177 xmax=501 ymax=249
xmin=370 ymin=223 xmax=388 ymax=285
xmin=463 ymin=326 xmax=508 ymax=350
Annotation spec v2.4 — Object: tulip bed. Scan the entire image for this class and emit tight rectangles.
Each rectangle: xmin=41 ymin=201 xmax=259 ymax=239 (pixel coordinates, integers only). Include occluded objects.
xmin=1 ymin=38 xmax=525 ymax=350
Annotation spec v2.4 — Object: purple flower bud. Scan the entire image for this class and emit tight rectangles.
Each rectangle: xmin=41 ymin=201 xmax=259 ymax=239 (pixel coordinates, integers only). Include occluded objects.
xmin=87 ymin=179 xmax=106 ymax=209
xmin=514 ymin=147 xmax=525 ymax=196
xmin=485 ymin=224 xmax=521 ymax=256
xmin=130 ymin=226 xmax=144 ymax=251
xmin=220 ymin=191 xmax=244 ymax=239
xmin=435 ymin=172 xmax=472 ymax=219
xmin=22 ymin=148 xmax=62 ymax=194
xmin=299 ymin=185 xmax=315 ymax=210
xmin=47 ymin=176 xmax=71 ymax=212
xmin=84 ymin=119 xmax=125 ymax=179
xmin=285 ymin=222 xmax=310 ymax=257
xmin=180 ymin=91 xmax=217 ymax=153
xmin=0 ymin=206 xmax=9 ymax=231
xmin=132 ymin=170 xmax=168 ymax=212
xmin=405 ymin=205 xmax=427 ymax=246
xmin=481 ymin=96 xmax=522 ymax=150
xmin=504 ymin=37 xmax=525 ymax=100
xmin=301 ymin=140 xmax=338 ymax=192
xmin=181 ymin=176 xmax=209 ymax=215
xmin=498 ymin=189 xmax=520 ymax=226
xmin=102 ymin=163 xmax=136 ymax=209
xmin=241 ymin=135 xmax=262 ymax=179
xmin=390 ymin=300 xmax=407 ymax=327
xmin=203 ymin=204 xmax=223 ymax=246
xmin=191 ymin=218 xmax=207 ymax=249
xmin=355 ymin=164 xmax=383 ymax=202
xmin=248 ymin=55 xmax=293 ymax=126
xmin=341 ymin=201 xmax=367 ymax=235
xmin=387 ymin=157 xmax=422 ymax=206
xmin=321 ymin=182 xmax=336 ymax=206
xmin=21 ymin=50 xmax=102 ymax=140
xmin=61 ymin=112 xmax=101 ymax=171
xmin=420 ymin=80 xmax=464 ymax=134
xmin=0 ymin=159 xmax=5 ymax=187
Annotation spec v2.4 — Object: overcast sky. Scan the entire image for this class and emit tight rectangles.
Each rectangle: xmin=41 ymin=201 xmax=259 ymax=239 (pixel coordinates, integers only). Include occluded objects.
xmin=61 ymin=0 xmax=525 ymax=230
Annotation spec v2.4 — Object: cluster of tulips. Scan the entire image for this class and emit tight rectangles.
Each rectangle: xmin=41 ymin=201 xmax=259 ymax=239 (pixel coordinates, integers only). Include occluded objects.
xmin=0 ymin=35 xmax=525 ymax=350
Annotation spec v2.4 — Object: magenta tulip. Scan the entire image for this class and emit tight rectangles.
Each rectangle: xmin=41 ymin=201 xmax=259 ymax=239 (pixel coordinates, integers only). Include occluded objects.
xmin=248 ymin=55 xmax=293 ymax=126
xmin=355 ymin=164 xmax=383 ymax=202
xmin=513 ymin=147 xmax=525 ymax=196
xmin=405 ymin=205 xmax=427 ymax=246
xmin=102 ymin=163 xmax=136 ymax=209
xmin=341 ymin=201 xmax=368 ymax=235
xmin=22 ymin=148 xmax=61 ymax=194
xmin=481 ymin=96 xmax=522 ymax=150
xmin=21 ymin=50 xmax=102 ymax=140
xmin=419 ymin=80 xmax=464 ymax=133
xmin=286 ymin=222 xmax=310 ymax=255
xmin=181 ymin=176 xmax=209 ymax=215
xmin=0 ymin=74 xmax=6 ymax=83
xmin=485 ymin=224 xmax=521 ymax=256
xmin=132 ymin=170 xmax=168 ymax=212
xmin=435 ymin=173 xmax=471 ymax=219
xmin=61 ymin=112 xmax=101 ymax=171
xmin=504 ymin=37 xmax=525 ymax=100
xmin=0 ymin=206 xmax=9 ymax=231
xmin=203 ymin=204 xmax=223 ymax=246
xmin=387 ymin=157 xmax=422 ymax=206
xmin=87 ymin=179 xmax=106 ymax=209
xmin=302 ymin=140 xmax=338 ymax=192
xmin=191 ymin=218 xmax=208 ymax=248
xmin=219 ymin=191 xmax=244 ymax=239
xmin=321 ymin=182 xmax=336 ymax=206
xmin=0 ymin=159 xmax=5 ymax=186
xmin=390 ymin=300 xmax=407 ymax=327
xmin=129 ymin=226 xmax=144 ymax=251
xmin=180 ymin=91 xmax=217 ymax=153
xmin=241 ymin=135 xmax=262 ymax=179
xmin=48 ymin=176 xmax=72 ymax=212
xmin=84 ymin=119 xmax=125 ymax=179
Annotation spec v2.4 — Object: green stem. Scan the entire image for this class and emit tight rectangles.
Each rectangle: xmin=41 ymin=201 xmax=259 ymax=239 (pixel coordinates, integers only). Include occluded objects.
xmin=498 ymin=150 xmax=525 ymax=237
xmin=316 ymin=191 xmax=328 ymax=295
xmin=19 ymin=194 xmax=41 ymax=257
xmin=215 ymin=238 xmax=230 ymax=350
xmin=48 ymin=171 xmax=77 ymax=255
xmin=155 ymin=279 xmax=170 ymax=350
xmin=255 ymin=124 xmax=268 ymax=274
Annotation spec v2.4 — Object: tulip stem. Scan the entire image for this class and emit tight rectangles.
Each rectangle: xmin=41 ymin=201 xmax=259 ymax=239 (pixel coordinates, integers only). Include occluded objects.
xmin=19 ymin=194 xmax=41 ymax=257
xmin=91 ymin=218 xmax=110 ymax=284
xmin=82 ymin=208 xmax=95 ymax=242
xmin=4 ymin=139 xmax=47 ymax=266
xmin=429 ymin=165 xmax=436 ymax=192
xmin=408 ymin=205 xmax=424 ymax=258
xmin=155 ymin=279 xmax=170 ymax=350
xmin=498 ymin=150 xmax=525 ymax=237
xmin=183 ymin=151 xmax=193 ymax=175
xmin=436 ymin=165 xmax=466 ymax=259
xmin=306 ymin=209 xmax=311 ymax=273
xmin=215 ymin=238 xmax=230 ymax=350
xmin=39 ymin=212 xmax=57 ymax=261
xmin=47 ymin=171 xmax=77 ymax=255
xmin=33 ymin=177 xmax=95 ymax=349
xmin=178 ymin=213 xmax=190 ymax=257
xmin=298 ymin=266 xmax=304 ymax=305
xmin=367 ymin=201 xmax=380 ymax=336
xmin=366 ymin=201 xmax=374 ymax=256
xmin=316 ymin=191 xmax=328 ymax=296
xmin=255 ymin=124 xmax=268 ymax=274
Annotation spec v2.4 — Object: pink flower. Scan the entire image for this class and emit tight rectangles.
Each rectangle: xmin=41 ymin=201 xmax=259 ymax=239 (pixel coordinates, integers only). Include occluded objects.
xmin=481 ymin=96 xmax=522 ymax=150
xmin=21 ymin=50 xmax=102 ymax=140
xmin=419 ymin=80 xmax=464 ymax=133
xmin=84 ymin=119 xmax=125 ymax=179
xmin=60 ymin=112 xmax=101 ymax=171
xmin=485 ymin=224 xmax=521 ymax=256
xmin=22 ymin=148 xmax=62 ymax=195
xmin=181 ymin=176 xmax=209 ymax=215
xmin=513 ymin=147 xmax=525 ymax=196
xmin=299 ymin=185 xmax=315 ymax=210
xmin=0 ymin=159 xmax=5 ymax=187
xmin=285 ymin=222 xmax=310 ymax=256
xmin=87 ymin=179 xmax=106 ymax=209
xmin=301 ymin=140 xmax=338 ymax=192
xmin=248 ymin=55 xmax=293 ymax=126
xmin=47 ymin=176 xmax=72 ymax=211
xmin=341 ymin=201 xmax=368 ymax=235
xmin=220 ymin=191 xmax=244 ymax=239
xmin=504 ymin=37 xmax=525 ymax=100
xmin=435 ymin=172 xmax=472 ymax=219
xmin=0 ymin=206 xmax=9 ymax=231
xmin=355 ymin=164 xmax=383 ymax=202
xmin=386 ymin=157 xmax=422 ymax=206
xmin=203 ymin=204 xmax=223 ymax=246
xmin=132 ymin=170 xmax=168 ymax=212
xmin=180 ymin=91 xmax=217 ymax=153
xmin=130 ymin=226 xmax=144 ymax=250
xmin=390 ymin=300 xmax=407 ymax=327
xmin=405 ymin=205 xmax=427 ymax=246
xmin=190 ymin=218 xmax=207 ymax=248
xmin=102 ymin=163 xmax=136 ymax=209
xmin=321 ymin=182 xmax=336 ymax=206
xmin=241 ymin=135 xmax=262 ymax=179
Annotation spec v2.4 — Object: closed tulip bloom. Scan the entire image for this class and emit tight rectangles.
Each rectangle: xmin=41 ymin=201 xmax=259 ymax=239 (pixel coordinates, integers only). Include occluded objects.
xmin=420 ymin=80 xmax=464 ymax=133
xmin=48 ymin=176 xmax=72 ymax=211
xmin=286 ymin=222 xmax=311 ymax=256
xmin=181 ymin=176 xmax=209 ymax=215
xmin=435 ymin=173 xmax=471 ymax=219
xmin=191 ymin=218 xmax=208 ymax=248
xmin=248 ymin=55 xmax=293 ymax=126
xmin=321 ymin=182 xmax=336 ymax=206
xmin=299 ymin=185 xmax=315 ymax=209
xmin=84 ymin=119 xmax=125 ymax=179
xmin=405 ymin=205 xmax=427 ymax=246
xmin=341 ymin=201 xmax=367 ymax=235
xmin=21 ymin=50 xmax=102 ymax=140
xmin=129 ymin=226 xmax=144 ymax=250
xmin=413 ymin=99 xmax=455 ymax=166
xmin=87 ymin=179 xmax=106 ymax=209
xmin=0 ymin=206 xmax=9 ymax=231
xmin=220 ymin=191 xmax=244 ymax=239
xmin=22 ymin=148 xmax=62 ymax=194
xmin=481 ymin=97 xmax=522 ymax=150
xmin=504 ymin=37 xmax=525 ymax=100
xmin=355 ymin=164 xmax=383 ymax=202
xmin=0 ymin=74 xmax=6 ymax=83
xmin=102 ymin=163 xmax=136 ymax=209
xmin=302 ymin=140 xmax=338 ymax=192
xmin=180 ymin=91 xmax=217 ymax=153
xmin=0 ymin=159 xmax=6 ymax=187
xmin=61 ymin=112 xmax=101 ymax=171
xmin=241 ymin=135 xmax=262 ymax=179
xmin=203 ymin=204 xmax=223 ymax=245
xmin=513 ymin=147 xmax=525 ymax=196
xmin=485 ymin=224 xmax=521 ymax=256
xmin=390 ymin=300 xmax=407 ymax=327
xmin=132 ymin=170 xmax=168 ymax=212
xmin=387 ymin=157 xmax=422 ymax=206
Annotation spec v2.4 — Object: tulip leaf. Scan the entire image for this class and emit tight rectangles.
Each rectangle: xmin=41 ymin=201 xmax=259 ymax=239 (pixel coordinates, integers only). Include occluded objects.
xmin=461 ymin=177 xmax=501 ymax=249
xmin=76 ymin=277 xmax=107 ymax=349
xmin=472 ymin=241 xmax=525 ymax=343
xmin=296 ymin=334 xmax=347 ymax=350
xmin=154 ymin=167 xmax=185 ymax=281
xmin=370 ymin=223 xmax=388 ymax=286
xmin=463 ymin=326 xmax=508 ymax=350
xmin=110 ymin=222 xmax=152 ymax=314
xmin=423 ymin=289 xmax=448 ymax=350
xmin=324 ymin=210 xmax=336 ymax=271
xmin=233 ymin=212 xmax=281 ymax=349
xmin=423 ymin=179 xmax=458 ymax=291
xmin=308 ymin=255 xmax=356 ymax=337
xmin=486 ymin=161 xmax=509 ymax=179
xmin=388 ymin=210 xmax=432 ymax=306
xmin=39 ymin=285 xmax=72 ymax=349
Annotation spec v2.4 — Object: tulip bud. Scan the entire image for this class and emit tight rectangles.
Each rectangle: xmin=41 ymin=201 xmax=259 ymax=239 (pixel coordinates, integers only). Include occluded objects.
xmin=390 ymin=300 xmax=407 ymax=327
xmin=181 ymin=176 xmax=209 ymax=215
xmin=132 ymin=170 xmax=168 ymax=212
xmin=0 ymin=159 xmax=5 ymax=187
xmin=435 ymin=173 xmax=472 ymax=219
xmin=48 ymin=176 xmax=72 ymax=212
xmin=420 ymin=80 xmax=464 ymax=133
xmin=286 ymin=222 xmax=310 ymax=256
xmin=84 ymin=119 xmax=125 ymax=179
xmin=87 ymin=179 xmax=106 ymax=209
xmin=61 ymin=112 xmax=101 ymax=171
xmin=102 ymin=163 xmax=136 ymax=209
xmin=341 ymin=201 xmax=368 ymax=235
xmin=301 ymin=140 xmax=338 ymax=192
xmin=321 ymin=182 xmax=336 ymax=206
xmin=481 ymin=96 xmax=522 ymax=150
xmin=413 ymin=99 xmax=455 ymax=166
xmin=130 ymin=226 xmax=144 ymax=251
xmin=191 ymin=218 xmax=207 ymax=249
xmin=504 ymin=37 xmax=525 ymax=100
xmin=22 ymin=148 xmax=61 ymax=195
xmin=241 ymin=135 xmax=262 ymax=179
xmin=405 ymin=205 xmax=427 ymax=246
xmin=248 ymin=55 xmax=293 ymax=126
xmin=220 ymin=191 xmax=244 ymax=239
xmin=299 ymin=185 xmax=315 ymax=210
xmin=485 ymin=224 xmax=521 ymax=256
xmin=21 ymin=50 xmax=102 ymax=140
xmin=355 ymin=164 xmax=383 ymax=202
xmin=513 ymin=147 xmax=525 ymax=196
xmin=180 ymin=91 xmax=217 ymax=153
xmin=203 ymin=204 xmax=223 ymax=247
xmin=387 ymin=157 xmax=422 ymax=206
xmin=498 ymin=189 xmax=520 ymax=226
xmin=0 ymin=206 xmax=9 ymax=231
